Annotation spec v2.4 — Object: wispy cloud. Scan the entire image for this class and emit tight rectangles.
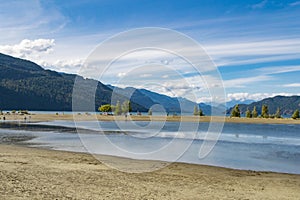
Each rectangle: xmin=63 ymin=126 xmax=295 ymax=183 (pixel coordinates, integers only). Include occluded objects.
xmin=289 ymin=1 xmax=300 ymax=6
xmin=0 ymin=0 xmax=67 ymax=43
xmin=283 ymin=83 xmax=300 ymax=87
xmin=257 ymin=65 xmax=300 ymax=75
xmin=215 ymin=54 xmax=300 ymax=67
xmin=204 ymin=38 xmax=300 ymax=67
xmin=251 ymin=0 xmax=268 ymax=9
xmin=227 ymin=92 xmax=300 ymax=102
xmin=223 ymin=75 xmax=272 ymax=88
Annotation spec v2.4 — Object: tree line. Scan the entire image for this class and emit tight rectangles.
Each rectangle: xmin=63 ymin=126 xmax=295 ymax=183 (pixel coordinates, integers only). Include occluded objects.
xmin=231 ymin=104 xmax=300 ymax=119
xmin=98 ymin=100 xmax=131 ymax=115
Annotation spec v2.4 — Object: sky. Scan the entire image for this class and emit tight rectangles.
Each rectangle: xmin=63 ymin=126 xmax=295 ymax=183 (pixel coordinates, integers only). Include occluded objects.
xmin=0 ymin=0 xmax=300 ymax=103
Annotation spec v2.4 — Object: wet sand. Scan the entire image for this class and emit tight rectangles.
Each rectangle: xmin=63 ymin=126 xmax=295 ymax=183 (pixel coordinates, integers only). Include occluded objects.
xmin=0 ymin=144 xmax=300 ymax=199
xmin=1 ymin=113 xmax=300 ymax=124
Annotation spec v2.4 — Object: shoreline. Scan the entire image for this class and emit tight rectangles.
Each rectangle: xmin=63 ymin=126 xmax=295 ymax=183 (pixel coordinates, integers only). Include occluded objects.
xmin=1 ymin=113 xmax=300 ymax=124
xmin=1 ymin=144 xmax=300 ymax=199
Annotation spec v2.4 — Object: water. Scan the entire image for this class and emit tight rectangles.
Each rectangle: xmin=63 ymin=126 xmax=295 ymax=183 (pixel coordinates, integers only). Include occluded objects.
xmin=1 ymin=120 xmax=300 ymax=174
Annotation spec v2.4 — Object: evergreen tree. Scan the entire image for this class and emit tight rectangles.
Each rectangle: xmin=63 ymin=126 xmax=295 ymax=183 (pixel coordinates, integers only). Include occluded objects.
xmin=231 ymin=104 xmax=241 ymax=117
xmin=246 ymin=108 xmax=252 ymax=118
xmin=292 ymin=109 xmax=300 ymax=119
xmin=261 ymin=105 xmax=269 ymax=118
xmin=114 ymin=101 xmax=122 ymax=115
xmin=252 ymin=106 xmax=258 ymax=118
xmin=199 ymin=109 xmax=205 ymax=116
xmin=148 ymin=108 xmax=152 ymax=116
xmin=275 ymin=107 xmax=281 ymax=118
xmin=193 ymin=105 xmax=199 ymax=116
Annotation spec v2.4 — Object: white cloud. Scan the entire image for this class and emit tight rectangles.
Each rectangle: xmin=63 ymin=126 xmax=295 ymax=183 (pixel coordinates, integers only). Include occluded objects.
xmin=227 ymin=92 xmax=300 ymax=102
xmin=283 ymin=83 xmax=300 ymax=88
xmin=0 ymin=39 xmax=55 ymax=59
xmin=117 ymin=72 xmax=127 ymax=77
xmin=0 ymin=39 xmax=86 ymax=73
xmin=39 ymin=59 xmax=84 ymax=74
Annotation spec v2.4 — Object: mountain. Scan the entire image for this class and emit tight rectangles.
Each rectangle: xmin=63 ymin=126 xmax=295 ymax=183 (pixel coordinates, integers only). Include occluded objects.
xmin=226 ymin=99 xmax=255 ymax=108
xmin=108 ymin=86 xmax=157 ymax=111
xmin=107 ymin=86 xmax=218 ymax=114
xmin=139 ymin=89 xmax=192 ymax=112
xmin=0 ymin=53 xmax=215 ymax=114
xmin=227 ymin=96 xmax=300 ymax=115
xmin=0 ymin=53 xmax=147 ymax=111
xmin=107 ymin=87 xmax=198 ymax=113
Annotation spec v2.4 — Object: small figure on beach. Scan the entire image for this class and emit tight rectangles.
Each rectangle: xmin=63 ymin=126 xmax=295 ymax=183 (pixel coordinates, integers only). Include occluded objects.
xmin=3 ymin=116 xmax=5 ymax=121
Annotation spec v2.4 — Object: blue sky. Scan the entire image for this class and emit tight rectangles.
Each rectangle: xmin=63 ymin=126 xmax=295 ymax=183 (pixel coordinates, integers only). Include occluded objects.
xmin=0 ymin=0 xmax=300 ymax=103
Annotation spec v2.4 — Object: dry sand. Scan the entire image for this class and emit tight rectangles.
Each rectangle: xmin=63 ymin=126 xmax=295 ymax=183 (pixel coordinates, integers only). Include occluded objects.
xmin=1 ymin=113 xmax=300 ymax=124
xmin=0 ymin=144 xmax=300 ymax=199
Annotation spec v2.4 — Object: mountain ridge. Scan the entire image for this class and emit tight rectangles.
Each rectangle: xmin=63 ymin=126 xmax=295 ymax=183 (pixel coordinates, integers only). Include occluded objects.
xmin=0 ymin=53 xmax=209 ymax=113
xmin=227 ymin=95 xmax=300 ymax=115
xmin=0 ymin=53 xmax=147 ymax=111
xmin=3 ymin=53 xmax=298 ymax=115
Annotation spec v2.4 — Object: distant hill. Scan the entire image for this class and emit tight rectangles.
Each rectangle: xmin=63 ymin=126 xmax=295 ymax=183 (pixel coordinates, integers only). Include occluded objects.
xmin=227 ymin=96 xmax=300 ymax=115
xmin=107 ymin=87 xmax=202 ymax=113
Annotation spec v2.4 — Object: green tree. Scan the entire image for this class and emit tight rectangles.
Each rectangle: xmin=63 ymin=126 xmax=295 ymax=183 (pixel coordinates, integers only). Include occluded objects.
xmin=275 ymin=107 xmax=281 ymax=118
xmin=148 ymin=108 xmax=152 ymax=116
xmin=252 ymin=106 xmax=258 ymax=118
xmin=261 ymin=105 xmax=269 ymax=118
xmin=114 ymin=101 xmax=122 ymax=115
xmin=246 ymin=108 xmax=252 ymax=118
xmin=292 ymin=109 xmax=300 ymax=119
xmin=121 ymin=100 xmax=131 ymax=114
xmin=193 ymin=105 xmax=199 ymax=116
xmin=199 ymin=108 xmax=205 ymax=116
xmin=231 ymin=104 xmax=241 ymax=117
xmin=98 ymin=104 xmax=112 ymax=112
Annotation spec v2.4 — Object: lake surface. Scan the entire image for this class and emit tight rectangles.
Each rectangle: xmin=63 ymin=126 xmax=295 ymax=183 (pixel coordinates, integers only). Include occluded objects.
xmin=1 ymin=120 xmax=300 ymax=174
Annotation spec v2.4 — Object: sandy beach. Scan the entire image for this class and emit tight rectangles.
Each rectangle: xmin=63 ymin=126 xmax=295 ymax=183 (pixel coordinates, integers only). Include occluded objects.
xmin=1 ymin=113 xmax=300 ymax=124
xmin=0 ymin=144 xmax=299 ymax=199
